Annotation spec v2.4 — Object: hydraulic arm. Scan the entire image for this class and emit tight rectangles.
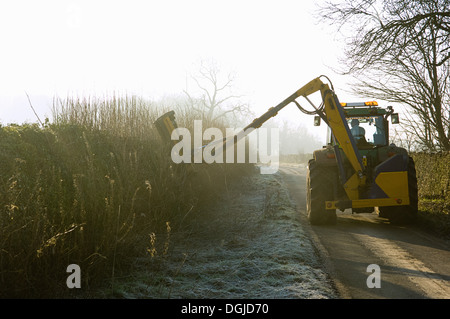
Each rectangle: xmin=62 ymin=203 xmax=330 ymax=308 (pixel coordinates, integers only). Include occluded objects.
xmin=156 ymin=75 xmax=366 ymax=198
xmin=232 ymin=76 xmax=366 ymax=199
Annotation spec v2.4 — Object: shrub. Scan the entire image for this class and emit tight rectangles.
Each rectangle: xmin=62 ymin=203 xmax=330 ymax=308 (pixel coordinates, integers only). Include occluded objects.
xmin=412 ymin=152 xmax=449 ymax=202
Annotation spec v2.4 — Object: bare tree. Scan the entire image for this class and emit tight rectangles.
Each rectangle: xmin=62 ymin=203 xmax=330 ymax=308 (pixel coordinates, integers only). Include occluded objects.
xmin=318 ymin=0 xmax=450 ymax=151
xmin=183 ymin=60 xmax=251 ymax=124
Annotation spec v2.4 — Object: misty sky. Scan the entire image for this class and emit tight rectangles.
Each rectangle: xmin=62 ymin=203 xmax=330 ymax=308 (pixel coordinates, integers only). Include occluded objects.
xmin=0 ymin=0 xmax=361 ymax=144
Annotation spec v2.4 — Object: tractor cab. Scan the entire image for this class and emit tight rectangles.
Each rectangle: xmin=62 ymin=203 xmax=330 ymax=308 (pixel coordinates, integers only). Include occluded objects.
xmin=319 ymin=101 xmax=404 ymax=174
xmin=320 ymin=101 xmax=399 ymax=150
xmin=340 ymin=101 xmax=395 ymax=148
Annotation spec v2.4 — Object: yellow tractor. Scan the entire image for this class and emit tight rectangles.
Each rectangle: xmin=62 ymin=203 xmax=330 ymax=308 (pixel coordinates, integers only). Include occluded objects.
xmin=155 ymin=76 xmax=418 ymax=225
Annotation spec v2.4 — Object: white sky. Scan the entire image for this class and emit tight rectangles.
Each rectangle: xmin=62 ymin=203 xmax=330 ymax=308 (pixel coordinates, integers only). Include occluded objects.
xmin=0 ymin=0 xmax=364 ymax=142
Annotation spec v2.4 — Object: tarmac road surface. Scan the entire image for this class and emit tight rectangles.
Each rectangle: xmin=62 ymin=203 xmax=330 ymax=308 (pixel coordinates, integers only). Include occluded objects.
xmin=279 ymin=163 xmax=450 ymax=299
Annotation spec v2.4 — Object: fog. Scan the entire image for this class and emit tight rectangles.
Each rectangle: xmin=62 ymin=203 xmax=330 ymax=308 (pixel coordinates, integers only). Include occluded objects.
xmin=0 ymin=0 xmax=361 ymax=150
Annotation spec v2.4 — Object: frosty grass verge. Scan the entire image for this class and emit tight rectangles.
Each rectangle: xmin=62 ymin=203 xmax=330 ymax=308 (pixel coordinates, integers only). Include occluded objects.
xmin=112 ymin=167 xmax=338 ymax=298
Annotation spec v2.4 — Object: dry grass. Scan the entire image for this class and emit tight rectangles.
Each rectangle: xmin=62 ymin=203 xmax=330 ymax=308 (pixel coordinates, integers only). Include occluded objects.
xmin=0 ymin=95 xmax=253 ymax=297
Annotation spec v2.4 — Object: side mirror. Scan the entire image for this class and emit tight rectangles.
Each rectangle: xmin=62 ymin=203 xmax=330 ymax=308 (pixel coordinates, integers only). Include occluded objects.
xmin=391 ymin=113 xmax=399 ymax=124
xmin=314 ymin=116 xmax=321 ymax=126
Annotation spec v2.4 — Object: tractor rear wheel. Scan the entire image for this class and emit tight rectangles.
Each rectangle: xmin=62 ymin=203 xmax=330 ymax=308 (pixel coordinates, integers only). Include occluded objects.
xmin=306 ymin=159 xmax=337 ymax=225
xmin=378 ymin=156 xmax=418 ymax=225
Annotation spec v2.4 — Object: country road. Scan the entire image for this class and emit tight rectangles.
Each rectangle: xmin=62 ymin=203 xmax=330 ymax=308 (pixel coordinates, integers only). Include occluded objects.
xmin=280 ymin=163 xmax=450 ymax=299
